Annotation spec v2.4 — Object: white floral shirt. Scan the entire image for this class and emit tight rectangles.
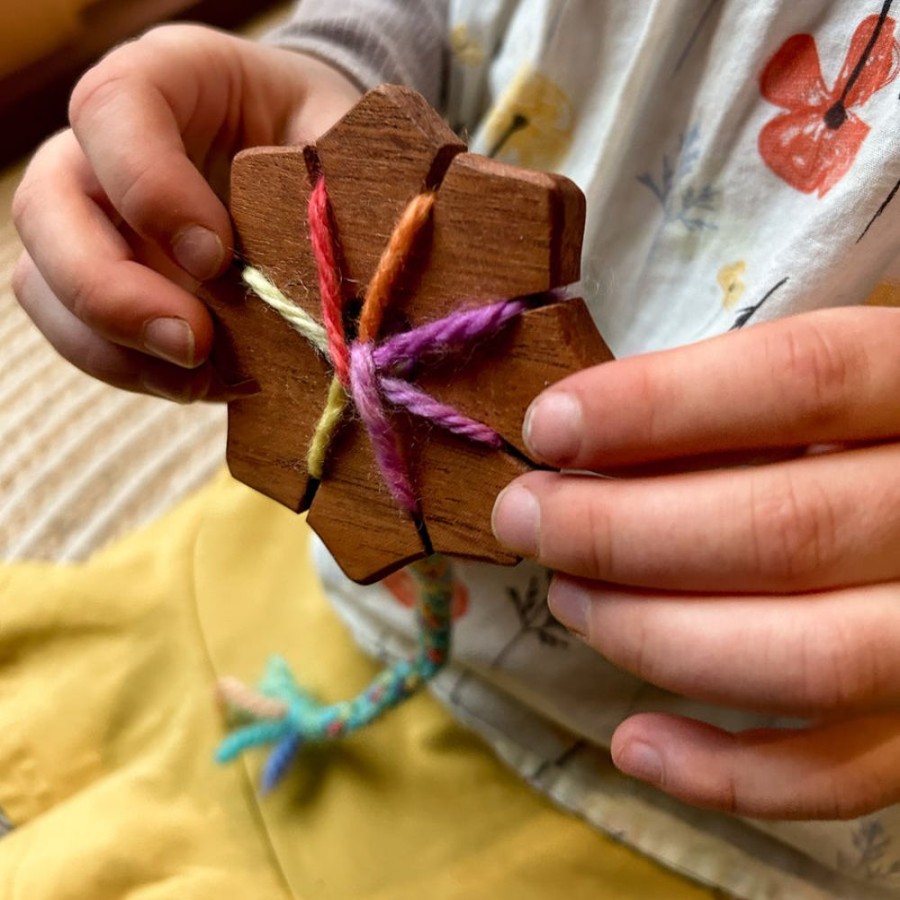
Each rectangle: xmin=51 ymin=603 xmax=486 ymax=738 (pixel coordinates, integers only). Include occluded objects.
xmin=277 ymin=1 xmax=900 ymax=896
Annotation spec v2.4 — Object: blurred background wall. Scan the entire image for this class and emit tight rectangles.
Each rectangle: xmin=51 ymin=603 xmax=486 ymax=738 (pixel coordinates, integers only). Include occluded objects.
xmin=0 ymin=0 xmax=288 ymax=164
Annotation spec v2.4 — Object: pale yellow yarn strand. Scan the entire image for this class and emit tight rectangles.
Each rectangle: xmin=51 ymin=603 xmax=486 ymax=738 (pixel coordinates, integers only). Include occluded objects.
xmin=242 ymin=266 xmax=330 ymax=356
xmin=242 ymin=265 xmax=349 ymax=479
xmin=307 ymin=377 xmax=348 ymax=480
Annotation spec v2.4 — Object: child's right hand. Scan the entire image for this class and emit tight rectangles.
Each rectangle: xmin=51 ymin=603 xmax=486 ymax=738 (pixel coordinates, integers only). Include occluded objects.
xmin=493 ymin=305 xmax=900 ymax=820
xmin=12 ymin=25 xmax=361 ymax=402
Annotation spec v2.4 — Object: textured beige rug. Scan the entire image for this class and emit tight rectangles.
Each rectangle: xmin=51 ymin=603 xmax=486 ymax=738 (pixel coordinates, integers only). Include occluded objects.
xmin=0 ymin=162 xmax=226 ymax=562
xmin=0 ymin=6 xmax=292 ymax=563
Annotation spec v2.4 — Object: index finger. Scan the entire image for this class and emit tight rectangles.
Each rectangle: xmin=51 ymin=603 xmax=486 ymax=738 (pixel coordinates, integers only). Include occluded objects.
xmin=14 ymin=130 xmax=215 ymax=364
xmin=69 ymin=27 xmax=234 ymax=280
xmin=524 ymin=307 xmax=900 ymax=470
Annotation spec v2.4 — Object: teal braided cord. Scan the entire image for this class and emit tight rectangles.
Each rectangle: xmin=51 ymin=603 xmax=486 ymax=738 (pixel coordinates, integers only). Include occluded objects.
xmin=216 ymin=554 xmax=454 ymax=791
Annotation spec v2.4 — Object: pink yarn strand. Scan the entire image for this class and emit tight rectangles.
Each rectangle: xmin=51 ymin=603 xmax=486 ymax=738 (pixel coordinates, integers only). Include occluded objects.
xmin=349 ymin=343 xmax=419 ymax=514
xmin=379 ymin=377 xmax=502 ymax=448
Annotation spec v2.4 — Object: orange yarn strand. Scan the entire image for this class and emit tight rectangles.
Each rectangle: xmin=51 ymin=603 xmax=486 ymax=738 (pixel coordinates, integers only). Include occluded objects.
xmin=357 ymin=190 xmax=436 ymax=343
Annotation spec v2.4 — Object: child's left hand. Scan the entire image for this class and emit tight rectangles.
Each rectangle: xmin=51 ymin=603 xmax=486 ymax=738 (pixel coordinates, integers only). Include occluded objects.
xmin=492 ymin=304 xmax=900 ymax=821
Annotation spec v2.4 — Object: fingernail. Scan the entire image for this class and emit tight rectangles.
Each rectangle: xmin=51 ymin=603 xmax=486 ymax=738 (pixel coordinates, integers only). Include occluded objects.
xmin=614 ymin=741 xmax=664 ymax=786
xmin=524 ymin=391 xmax=582 ymax=464
xmin=140 ymin=373 xmax=191 ymax=404
xmin=547 ymin=580 xmax=589 ymax=639
xmin=172 ymin=226 xmax=224 ymax=281
xmin=143 ymin=317 xmax=195 ymax=368
xmin=491 ymin=484 xmax=539 ymax=556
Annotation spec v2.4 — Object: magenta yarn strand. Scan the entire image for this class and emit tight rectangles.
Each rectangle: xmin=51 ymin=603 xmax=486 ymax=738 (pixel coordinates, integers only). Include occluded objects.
xmin=379 ymin=378 xmax=503 ymax=448
xmin=349 ymin=342 xmax=419 ymax=514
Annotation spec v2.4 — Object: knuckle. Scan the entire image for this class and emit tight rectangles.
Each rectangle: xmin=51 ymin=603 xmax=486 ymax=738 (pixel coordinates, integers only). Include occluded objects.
xmin=68 ymin=59 xmax=130 ymax=130
xmin=769 ymin=318 xmax=865 ymax=429
xmin=114 ymin=160 xmax=163 ymax=231
xmin=69 ymin=25 xmax=193 ymax=128
xmin=67 ymin=272 xmax=107 ymax=330
xmin=584 ymin=485 xmax=615 ymax=578
xmin=747 ymin=470 xmax=837 ymax=588
xmin=10 ymin=179 xmax=34 ymax=233
xmin=68 ymin=24 xmax=194 ymax=126
xmin=823 ymin=770 xmax=882 ymax=820
xmin=621 ymin=614 xmax=654 ymax=683
xmin=11 ymin=253 xmax=32 ymax=303
xmin=13 ymin=131 xmax=76 ymax=236
xmin=629 ymin=364 xmax=666 ymax=448
xmin=718 ymin=768 xmax=740 ymax=816
xmin=797 ymin=619 xmax=878 ymax=716
xmin=701 ymin=754 xmax=742 ymax=815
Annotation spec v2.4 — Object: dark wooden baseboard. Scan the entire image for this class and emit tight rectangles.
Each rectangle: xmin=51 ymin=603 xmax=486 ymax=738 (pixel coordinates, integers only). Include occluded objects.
xmin=1 ymin=0 xmax=284 ymax=167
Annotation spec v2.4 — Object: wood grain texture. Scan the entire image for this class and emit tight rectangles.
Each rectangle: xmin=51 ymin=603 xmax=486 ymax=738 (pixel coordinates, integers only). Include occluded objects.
xmin=307 ymin=419 xmax=423 ymax=584
xmin=202 ymin=84 xmax=613 ymax=583
xmin=204 ymin=268 xmax=332 ymax=511
xmin=408 ymin=153 xmax=585 ymax=323
xmin=315 ymin=84 xmax=466 ymax=308
xmin=202 ymin=146 xmax=330 ymax=511
xmin=418 ymin=299 xmax=614 ymax=457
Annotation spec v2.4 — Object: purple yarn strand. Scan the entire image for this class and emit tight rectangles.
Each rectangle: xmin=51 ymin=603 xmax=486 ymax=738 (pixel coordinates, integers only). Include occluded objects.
xmin=342 ymin=296 xmax=548 ymax=516
xmin=373 ymin=298 xmax=528 ymax=374
xmin=349 ymin=343 xmax=418 ymax=514
xmin=380 ymin=377 xmax=502 ymax=448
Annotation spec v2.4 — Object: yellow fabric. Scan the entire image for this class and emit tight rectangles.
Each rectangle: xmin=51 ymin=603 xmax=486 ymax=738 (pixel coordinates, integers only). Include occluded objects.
xmin=0 ymin=472 xmax=716 ymax=899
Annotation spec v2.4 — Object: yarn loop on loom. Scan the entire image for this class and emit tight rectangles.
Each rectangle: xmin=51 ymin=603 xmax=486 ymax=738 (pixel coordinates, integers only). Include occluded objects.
xmin=216 ymin=173 xmax=537 ymax=791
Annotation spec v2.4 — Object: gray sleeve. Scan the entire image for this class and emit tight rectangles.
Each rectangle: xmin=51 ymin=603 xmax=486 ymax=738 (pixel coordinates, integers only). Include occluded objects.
xmin=266 ymin=0 xmax=450 ymax=108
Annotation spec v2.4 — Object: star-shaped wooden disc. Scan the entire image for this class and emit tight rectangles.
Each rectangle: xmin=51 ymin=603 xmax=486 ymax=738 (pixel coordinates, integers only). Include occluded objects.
xmin=201 ymin=85 xmax=613 ymax=584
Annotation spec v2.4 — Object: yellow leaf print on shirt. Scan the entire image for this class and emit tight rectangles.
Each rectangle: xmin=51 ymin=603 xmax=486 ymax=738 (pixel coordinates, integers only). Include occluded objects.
xmin=481 ymin=67 xmax=574 ymax=170
xmin=451 ymin=24 xmax=485 ymax=67
xmin=717 ymin=260 xmax=747 ymax=310
xmin=865 ymin=279 xmax=900 ymax=307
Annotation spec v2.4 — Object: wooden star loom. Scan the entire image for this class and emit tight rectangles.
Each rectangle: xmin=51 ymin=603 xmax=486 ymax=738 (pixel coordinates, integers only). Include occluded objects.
xmin=202 ymin=85 xmax=613 ymax=585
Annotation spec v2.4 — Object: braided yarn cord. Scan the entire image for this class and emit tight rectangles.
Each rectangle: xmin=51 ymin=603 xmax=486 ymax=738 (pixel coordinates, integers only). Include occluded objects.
xmin=217 ymin=555 xmax=453 ymax=792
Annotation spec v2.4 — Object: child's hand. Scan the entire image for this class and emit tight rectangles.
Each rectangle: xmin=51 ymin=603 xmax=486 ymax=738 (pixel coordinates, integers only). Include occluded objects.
xmin=492 ymin=305 xmax=900 ymax=820
xmin=12 ymin=25 xmax=360 ymax=402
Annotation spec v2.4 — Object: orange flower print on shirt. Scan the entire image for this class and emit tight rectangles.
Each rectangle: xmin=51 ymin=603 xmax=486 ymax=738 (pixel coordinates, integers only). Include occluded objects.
xmin=759 ymin=9 xmax=900 ymax=198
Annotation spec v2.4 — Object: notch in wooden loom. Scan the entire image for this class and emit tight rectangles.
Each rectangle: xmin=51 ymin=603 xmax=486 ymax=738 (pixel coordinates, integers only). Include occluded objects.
xmin=201 ymin=84 xmax=613 ymax=585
